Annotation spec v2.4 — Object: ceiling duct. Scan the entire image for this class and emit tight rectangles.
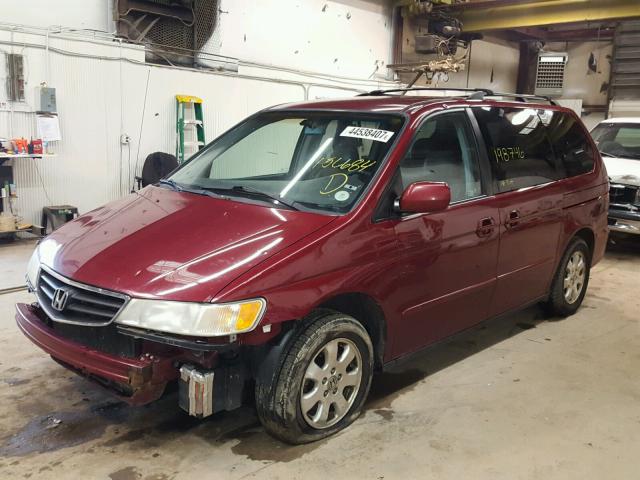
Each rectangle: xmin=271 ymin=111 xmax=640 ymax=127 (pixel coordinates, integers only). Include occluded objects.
xmin=115 ymin=0 xmax=218 ymax=66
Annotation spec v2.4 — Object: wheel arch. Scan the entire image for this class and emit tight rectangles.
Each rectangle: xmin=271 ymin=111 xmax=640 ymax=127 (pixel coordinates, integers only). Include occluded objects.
xmin=316 ymin=292 xmax=387 ymax=370
xmin=572 ymin=227 xmax=595 ymax=261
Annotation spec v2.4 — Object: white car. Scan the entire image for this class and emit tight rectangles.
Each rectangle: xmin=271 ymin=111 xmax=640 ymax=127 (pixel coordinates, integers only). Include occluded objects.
xmin=591 ymin=117 xmax=640 ymax=235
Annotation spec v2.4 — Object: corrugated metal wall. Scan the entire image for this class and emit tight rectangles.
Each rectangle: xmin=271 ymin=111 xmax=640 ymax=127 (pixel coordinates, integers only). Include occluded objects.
xmin=0 ymin=28 xmax=394 ymax=226
xmin=611 ymin=21 xmax=640 ymax=100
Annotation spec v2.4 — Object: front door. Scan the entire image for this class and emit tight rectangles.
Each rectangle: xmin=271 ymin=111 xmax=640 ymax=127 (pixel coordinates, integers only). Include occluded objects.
xmin=472 ymin=106 xmax=564 ymax=315
xmin=391 ymin=110 xmax=500 ymax=357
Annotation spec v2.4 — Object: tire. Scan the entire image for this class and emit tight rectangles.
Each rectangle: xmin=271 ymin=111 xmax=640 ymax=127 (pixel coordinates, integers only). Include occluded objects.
xmin=545 ymin=237 xmax=591 ymax=317
xmin=255 ymin=311 xmax=374 ymax=444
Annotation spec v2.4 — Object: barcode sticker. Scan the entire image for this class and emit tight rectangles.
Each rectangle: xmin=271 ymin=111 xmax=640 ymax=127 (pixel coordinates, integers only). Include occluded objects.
xmin=340 ymin=126 xmax=394 ymax=143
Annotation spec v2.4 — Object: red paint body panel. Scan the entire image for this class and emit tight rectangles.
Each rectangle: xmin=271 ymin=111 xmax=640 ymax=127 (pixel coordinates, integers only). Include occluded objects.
xmin=39 ymin=186 xmax=335 ymax=302
xmin=17 ymin=96 xmax=609 ymax=399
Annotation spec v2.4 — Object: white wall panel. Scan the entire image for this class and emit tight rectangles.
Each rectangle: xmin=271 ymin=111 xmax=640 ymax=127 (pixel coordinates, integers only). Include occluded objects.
xmin=0 ymin=0 xmax=114 ymax=33
xmin=204 ymin=0 xmax=393 ymax=81
xmin=0 ymin=27 xmax=395 ymax=226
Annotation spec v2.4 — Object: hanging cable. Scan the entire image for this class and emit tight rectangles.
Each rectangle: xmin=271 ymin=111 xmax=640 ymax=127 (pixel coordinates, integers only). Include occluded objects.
xmin=131 ymin=68 xmax=151 ymax=192
xmin=33 ymin=160 xmax=53 ymax=205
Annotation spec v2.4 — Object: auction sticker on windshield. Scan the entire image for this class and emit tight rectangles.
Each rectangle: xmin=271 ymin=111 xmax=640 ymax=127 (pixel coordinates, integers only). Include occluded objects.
xmin=340 ymin=126 xmax=395 ymax=143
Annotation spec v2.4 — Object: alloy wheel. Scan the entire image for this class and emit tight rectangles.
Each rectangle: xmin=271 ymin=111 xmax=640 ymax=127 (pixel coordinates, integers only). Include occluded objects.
xmin=300 ymin=338 xmax=363 ymax=429
xmin=563 ymin=250 xmax=586 ymax=304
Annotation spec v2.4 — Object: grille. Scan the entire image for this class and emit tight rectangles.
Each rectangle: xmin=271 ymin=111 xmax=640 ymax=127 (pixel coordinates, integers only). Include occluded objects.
xmin=609 ymin=184 xmax=639 ymax=205
xmin=147 ymin=17 xmax=194 ymax=51
xmin=36 ymin=268 xmax=128 ymax=326
xmin=49 ymin=321 xmax=140 ymax=358
xmin=194 ymin=0 xmax=218 ymax=50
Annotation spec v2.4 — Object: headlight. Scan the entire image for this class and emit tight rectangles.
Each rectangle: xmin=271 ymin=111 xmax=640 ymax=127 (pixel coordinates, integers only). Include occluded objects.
xmin=26 ymin=247 xmax=41 ymax=290
xmin=115 ymin=298 xmax=266 ymax=337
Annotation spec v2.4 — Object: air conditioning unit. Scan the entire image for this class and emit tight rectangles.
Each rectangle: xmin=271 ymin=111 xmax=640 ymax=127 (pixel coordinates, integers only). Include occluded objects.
xmin=535 ymin=52 xmax=568 ymax=97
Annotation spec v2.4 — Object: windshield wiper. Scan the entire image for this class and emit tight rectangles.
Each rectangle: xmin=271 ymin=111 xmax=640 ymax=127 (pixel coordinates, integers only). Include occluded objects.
xmin=159 ymin=180 xmax=230 ymax=200
xmin=225 ymin=185 xmax=299 ymax=211
xmin=158 ymin=179 xmax=183 ymax=191
xmin=600 ymin=151 xmax=619 ymax=158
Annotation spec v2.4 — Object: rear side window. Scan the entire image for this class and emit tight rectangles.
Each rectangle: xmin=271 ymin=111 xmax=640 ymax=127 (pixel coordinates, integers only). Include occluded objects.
xmin=473 ymin=107 xmax=559 ymax=193
xmin=540 ymin=110 xmax=594 ymax=177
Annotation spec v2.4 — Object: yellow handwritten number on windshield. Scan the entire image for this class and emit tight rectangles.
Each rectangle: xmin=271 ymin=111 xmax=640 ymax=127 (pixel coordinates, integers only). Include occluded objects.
xmin=320 ymin=173 xmax=349 ymax=195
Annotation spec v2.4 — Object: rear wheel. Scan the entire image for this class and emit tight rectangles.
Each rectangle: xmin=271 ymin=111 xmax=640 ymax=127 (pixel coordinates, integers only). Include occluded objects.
xmin=545 ymin=237 xmax=590 ymax=317
xmin=255 ymin=312 xmax=373 ymax=444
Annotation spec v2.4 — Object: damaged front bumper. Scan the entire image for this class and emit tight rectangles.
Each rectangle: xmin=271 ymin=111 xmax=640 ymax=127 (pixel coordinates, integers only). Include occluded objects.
xmin=609 ymin=182 xmax=640 ymax=235
xmin=608 ymin=209 xmax=640 ymax=235
xmin=15 ymin=303 xmax=247 ymax=414
xmin=16 ymin=302 xmax=175 ymax=404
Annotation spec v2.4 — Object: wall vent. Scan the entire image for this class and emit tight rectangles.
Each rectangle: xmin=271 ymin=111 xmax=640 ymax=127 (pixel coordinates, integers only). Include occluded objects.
xmin=534 ymin=52 xmax=568 ymax=97
xmin=115 ymin=0 xmax=218 ymax=66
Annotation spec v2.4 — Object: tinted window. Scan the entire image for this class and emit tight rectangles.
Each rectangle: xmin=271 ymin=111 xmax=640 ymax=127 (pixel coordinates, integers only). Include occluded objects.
xmin=400 ymin=111 xmax=482 ymax=202
xmin=473 ymin=107 xmax=559 ymax=193
xmin=540 ymin=110 xmax=595 ymax=176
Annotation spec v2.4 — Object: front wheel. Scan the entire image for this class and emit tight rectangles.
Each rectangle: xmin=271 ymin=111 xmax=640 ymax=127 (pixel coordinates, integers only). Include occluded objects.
xmin=545 ymin=237 xmax=591 ymax=317
xmin=255 ymin=312 xmax=374 ymax=444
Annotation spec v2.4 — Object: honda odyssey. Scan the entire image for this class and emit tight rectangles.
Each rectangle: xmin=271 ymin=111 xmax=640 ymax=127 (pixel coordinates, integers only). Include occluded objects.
xmin=17 ymin=88 xmax=609 ymax=444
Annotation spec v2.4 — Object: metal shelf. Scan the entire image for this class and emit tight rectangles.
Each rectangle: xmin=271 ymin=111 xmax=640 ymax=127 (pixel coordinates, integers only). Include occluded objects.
xmin=0 ymin=154 xmax=57 ymax=159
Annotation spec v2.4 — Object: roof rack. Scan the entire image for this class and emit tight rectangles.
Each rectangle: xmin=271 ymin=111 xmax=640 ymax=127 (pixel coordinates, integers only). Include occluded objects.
xmin=358 ymin=87 xmax=558 ymax=106
xmin=358 ymin=87 xmax=493 ymax=97
xmin=488 ymin=92 xmax=558 ymax=106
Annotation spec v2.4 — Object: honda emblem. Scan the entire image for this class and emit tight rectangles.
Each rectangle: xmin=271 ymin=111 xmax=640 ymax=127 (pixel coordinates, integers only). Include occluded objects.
xmin=51 ymin=288 xmax=70 ymax=311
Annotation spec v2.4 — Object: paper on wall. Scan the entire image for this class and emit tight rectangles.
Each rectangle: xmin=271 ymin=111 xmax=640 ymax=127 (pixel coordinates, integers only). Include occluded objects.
xmin=36 ymin=114 xmax=61 ymax=141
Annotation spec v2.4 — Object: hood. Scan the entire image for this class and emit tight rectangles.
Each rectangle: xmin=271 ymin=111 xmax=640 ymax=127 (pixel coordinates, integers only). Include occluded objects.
xmin=603 ymin=156 xmax=640 ymax=187
xmin=40 ymin=186 xmax=336 ymax=302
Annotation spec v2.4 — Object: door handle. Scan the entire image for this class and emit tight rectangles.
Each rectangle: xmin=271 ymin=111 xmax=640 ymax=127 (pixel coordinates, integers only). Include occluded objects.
xmin=505 ymin=209 xmax=520 ymax=229
xmin=476 ymin=217 xmax=495 ymax=237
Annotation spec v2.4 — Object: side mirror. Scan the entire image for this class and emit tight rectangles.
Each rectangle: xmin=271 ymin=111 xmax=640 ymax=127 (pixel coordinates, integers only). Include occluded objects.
xmin=397 ymin=181 xmax=451 ymax=214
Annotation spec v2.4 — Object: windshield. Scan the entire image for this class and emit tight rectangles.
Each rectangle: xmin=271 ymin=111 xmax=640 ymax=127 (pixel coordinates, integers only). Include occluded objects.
xmin=591 ymin=122 xmax=640 ymax=160
xmin=168 ymin=111 xmax=404 ymax=214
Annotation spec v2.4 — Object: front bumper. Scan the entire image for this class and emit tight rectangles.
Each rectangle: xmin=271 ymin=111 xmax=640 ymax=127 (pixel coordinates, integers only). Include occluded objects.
xmin=15 ymin=303 xmax=249 ymax=414
xmin=608 ymin=209 xmax=640 ymax=235
xmin=15 ymin=303 xmax=178 ymax=404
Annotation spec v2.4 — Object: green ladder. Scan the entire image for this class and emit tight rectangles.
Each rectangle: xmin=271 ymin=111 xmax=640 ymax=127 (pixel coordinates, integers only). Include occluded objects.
xmin=176 ymin=94 xmax=205 ymax=163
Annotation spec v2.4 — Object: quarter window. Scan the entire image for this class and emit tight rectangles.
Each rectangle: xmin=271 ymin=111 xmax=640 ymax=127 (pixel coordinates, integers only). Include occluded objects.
xmin=400 ymin=111 xmax=482 ymax=203
xmin=541 ymin=111 xmax=595 ymax=177
xmin=473 ymin=107 xmax=559 ymax=193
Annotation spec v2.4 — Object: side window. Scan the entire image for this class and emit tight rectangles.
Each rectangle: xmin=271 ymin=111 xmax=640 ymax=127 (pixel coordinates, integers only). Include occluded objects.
xmin=473 ymin=107 xmax=559 ymax=193
xmin=540 ymin=110 xmax=594 ymax=177
xmin=400 ymin=111 xmax=482 ymax=203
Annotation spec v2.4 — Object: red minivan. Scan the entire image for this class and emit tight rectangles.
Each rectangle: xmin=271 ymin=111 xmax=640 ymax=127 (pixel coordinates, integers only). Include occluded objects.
xmin=17 ymin=89 xmax=609 ymax=444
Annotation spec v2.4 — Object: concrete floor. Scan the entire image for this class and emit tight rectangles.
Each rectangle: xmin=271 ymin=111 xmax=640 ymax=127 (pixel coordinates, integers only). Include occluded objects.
xmin=0 ymin=237 xmax=639 ymax=480
xmin=0 ymin=238 xmax=38 ymax=291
